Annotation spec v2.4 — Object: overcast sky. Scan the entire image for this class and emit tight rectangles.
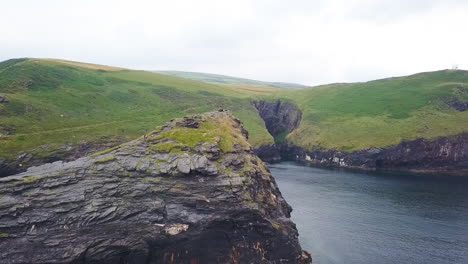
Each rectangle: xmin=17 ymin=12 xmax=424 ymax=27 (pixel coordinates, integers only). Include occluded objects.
xmin=1 ymin=0 xmax=467 ymax=86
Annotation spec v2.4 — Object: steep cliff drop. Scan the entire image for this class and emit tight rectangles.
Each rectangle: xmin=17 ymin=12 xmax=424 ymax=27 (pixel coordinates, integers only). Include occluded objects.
xmin=0 ymin=111 xmax=311 ymax=264
xmin=252 ymin=100 xmax=302 ymax=143
xmin=281 ymin=133 xmax=468 ymax=175
xmin=252 ymin=100 xmax=302 ymax=162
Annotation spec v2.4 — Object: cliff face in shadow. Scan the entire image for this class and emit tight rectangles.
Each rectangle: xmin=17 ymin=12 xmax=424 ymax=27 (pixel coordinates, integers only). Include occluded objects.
xmin=252 ymin=100 xmax=302 ymax=143
xmin=0 ymin=111 xmax=311 ymax=264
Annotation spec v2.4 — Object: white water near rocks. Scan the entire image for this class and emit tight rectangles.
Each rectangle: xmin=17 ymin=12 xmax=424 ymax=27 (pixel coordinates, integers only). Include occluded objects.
xmin=270 ymin=162 xmax=468 ymax=264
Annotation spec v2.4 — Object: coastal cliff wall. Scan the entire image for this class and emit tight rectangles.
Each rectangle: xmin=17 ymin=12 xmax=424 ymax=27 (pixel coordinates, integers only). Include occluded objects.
xmin=0 ymin=111 xmax=311 ymax=264
xmin=255 ymin=134 xmax=468 ymax=175
xmin=252 ymin=100 xmax=302 ymax=143
xmin=253 ymin=100 xmax=468 ymax=175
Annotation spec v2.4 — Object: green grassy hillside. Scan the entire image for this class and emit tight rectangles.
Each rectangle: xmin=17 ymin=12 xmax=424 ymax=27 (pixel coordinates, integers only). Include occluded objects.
xmin=1 ymin=58 xmax=467 ymax=166
xmin=0 ymin=58 xmax=274 ymax=161
xmin=278 ymin=70 xmax=468 ymax=151
xmin=157 ymin=70 xmax=308 ymax=89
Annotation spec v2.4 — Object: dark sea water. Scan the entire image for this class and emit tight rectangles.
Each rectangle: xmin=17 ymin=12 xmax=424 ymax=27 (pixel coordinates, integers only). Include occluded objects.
xmin=269 ymin=162 xmax=468 ymax=264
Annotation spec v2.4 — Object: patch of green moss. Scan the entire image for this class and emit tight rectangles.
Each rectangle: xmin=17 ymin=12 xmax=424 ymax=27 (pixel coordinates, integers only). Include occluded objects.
xmin=242 ymin=192 xmax=258 ymax=208
xmin=271 ymin=222 xmax=281 ymax=230
xmin=154 ymin=159 xmax=166 ymax=167
xmin=23 ymin=176 xmax=39 ymax=183
xmin=150 ymin=142 xmax=183 ymax=153
xmin=143 ymin=177 xmax=162 ymax=183
xmin=215 ymin=161 xmax=223 ymax=172
xmin=0 ymin=233 xmax=8 ymax=238
xmin=136 ymin=159 xmax=142 ymax=170
xmin=242 ymin=158 xmax=253 ymax=172
xmin=155 ymin=117 xmax=250 ymax=153
xmin=94 ymin=156 xmax=116 ymax=164
xmin=89 ymin=146 xmax=119 ymax=157
xmin=147 ymin=134 xmax=164 ymax=141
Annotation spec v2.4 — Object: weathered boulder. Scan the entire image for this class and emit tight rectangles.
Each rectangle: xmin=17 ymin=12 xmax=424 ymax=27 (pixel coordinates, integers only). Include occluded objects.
xmin=0 ymin=111 xmax=311 ymax=264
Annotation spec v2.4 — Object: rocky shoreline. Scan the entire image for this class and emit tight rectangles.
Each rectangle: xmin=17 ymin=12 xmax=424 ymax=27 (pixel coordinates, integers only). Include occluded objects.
xmin=255 ymin=133 xmax=468 ymax=175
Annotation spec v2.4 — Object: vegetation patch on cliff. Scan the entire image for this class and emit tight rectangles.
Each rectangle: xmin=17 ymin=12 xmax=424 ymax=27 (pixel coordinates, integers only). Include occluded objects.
xmin=94 ymin=156 xmax=116 ymax=164
xmin=153 ymin=114 xmax=250 ymax=153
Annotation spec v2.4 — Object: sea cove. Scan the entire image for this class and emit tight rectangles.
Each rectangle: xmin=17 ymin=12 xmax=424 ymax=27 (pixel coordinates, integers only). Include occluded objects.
xmin=271 ymin=162 xmax=468 ymax=264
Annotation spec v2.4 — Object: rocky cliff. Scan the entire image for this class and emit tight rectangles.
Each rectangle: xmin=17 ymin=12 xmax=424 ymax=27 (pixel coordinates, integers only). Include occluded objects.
xmin=255 ymin=133 xmax=468 ymax=175
xmin=0 ymin=111 xmax=311 ymax=264
xmin=252 ymin=100 xmax=302 ymax=143
xmin=252 ymin=100 xmax=467 ymax=175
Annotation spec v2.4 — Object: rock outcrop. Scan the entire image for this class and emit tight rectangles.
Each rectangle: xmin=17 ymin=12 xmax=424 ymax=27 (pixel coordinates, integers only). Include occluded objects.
xmin=255 ymin=133 xmax=468 ymax=175
xmin=0 ymin=96 xmax=9 ymax=104
xmin=0 ymin=139 xmax=127 ymax=178
xmin=447 ymin=98 xmax=468 ymax=112
xmin=0 ymin=111 xmax=311 ymax=264
xmin=252 ymin=100 xmax=302 ymax=143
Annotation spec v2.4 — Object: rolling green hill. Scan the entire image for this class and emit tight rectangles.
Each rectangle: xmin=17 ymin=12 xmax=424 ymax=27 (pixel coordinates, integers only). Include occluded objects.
xmin=0 ymin=58 xmax=274 ymax=163
xmin=156 ymin=70 xmax=308 ymax=89
xmin=1 ymin=58 xmax=467 ymax=172
xmin=278 ymin=70 xmax=468 ymax=151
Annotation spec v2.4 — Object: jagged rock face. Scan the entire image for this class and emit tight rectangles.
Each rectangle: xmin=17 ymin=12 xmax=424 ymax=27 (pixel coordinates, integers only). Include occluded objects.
xmin=253 ymin=100 xmax=302 ymax=142
xmin=0 ymin=111 xmax=311 ymax=264
xmin=256 ymin=133 xmax=468 ymax=175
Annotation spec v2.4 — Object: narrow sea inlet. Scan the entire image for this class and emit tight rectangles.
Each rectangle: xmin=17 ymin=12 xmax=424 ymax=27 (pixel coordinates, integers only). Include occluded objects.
xmin=270 ymin=162 xmax=468 ymax=264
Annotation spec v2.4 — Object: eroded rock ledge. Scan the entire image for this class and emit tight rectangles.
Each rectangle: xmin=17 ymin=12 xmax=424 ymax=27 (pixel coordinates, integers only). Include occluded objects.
xmin=0 ymin=139 xmax=127 ymax=178
xmin=0 ymin=111 xmax=311 ymax=264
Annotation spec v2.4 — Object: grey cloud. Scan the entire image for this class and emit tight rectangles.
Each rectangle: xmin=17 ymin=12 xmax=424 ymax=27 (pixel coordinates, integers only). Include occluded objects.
xmin=1 ymin=0 xmax=467 ymax=86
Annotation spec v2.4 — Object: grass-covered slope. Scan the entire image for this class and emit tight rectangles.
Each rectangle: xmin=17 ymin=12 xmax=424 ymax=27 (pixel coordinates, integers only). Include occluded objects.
xmin=0 ymin=58 xmax=273 ymax=161
xmin=157 ymin=70 xmax=308 ymax=89
xmin=1 ymin=58 xmax=467 ymax=166
xmin=278 ymin=70 xmax=468 ymax=151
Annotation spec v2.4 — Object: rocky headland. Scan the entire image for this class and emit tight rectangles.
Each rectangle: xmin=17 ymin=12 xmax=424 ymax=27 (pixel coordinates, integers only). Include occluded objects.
xmin=0 ymin=111 xmax=311 ymax=264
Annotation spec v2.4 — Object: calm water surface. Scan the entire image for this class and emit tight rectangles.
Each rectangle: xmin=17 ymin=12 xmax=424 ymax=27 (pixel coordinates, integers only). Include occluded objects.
xmin=270 ymin=162 xmax=468 ymax=264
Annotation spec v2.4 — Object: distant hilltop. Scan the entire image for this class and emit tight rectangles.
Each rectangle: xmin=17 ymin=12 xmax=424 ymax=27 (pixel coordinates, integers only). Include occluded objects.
xmin=156 ymin=70 xmax=309 ymax=89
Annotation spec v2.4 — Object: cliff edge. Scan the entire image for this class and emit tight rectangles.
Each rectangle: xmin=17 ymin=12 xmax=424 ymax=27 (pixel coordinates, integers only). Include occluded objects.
xmin=0 ymin=111 xmax=311 ymax=263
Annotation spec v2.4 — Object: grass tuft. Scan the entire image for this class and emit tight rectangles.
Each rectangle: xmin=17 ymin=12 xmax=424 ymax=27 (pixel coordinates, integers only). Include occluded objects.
xmin=94 ymin=156 xmax=116 ymax=164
